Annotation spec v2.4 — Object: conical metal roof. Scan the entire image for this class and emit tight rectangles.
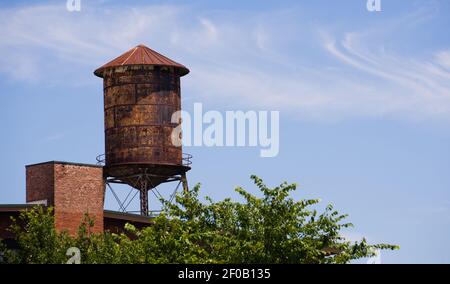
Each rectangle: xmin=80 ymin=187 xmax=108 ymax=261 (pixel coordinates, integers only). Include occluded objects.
xmin=94 ymin=44 xmax=189 ymax=77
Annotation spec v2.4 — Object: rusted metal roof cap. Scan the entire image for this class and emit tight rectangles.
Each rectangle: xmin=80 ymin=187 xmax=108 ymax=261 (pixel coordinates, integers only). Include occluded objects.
xmin=94 ymin=44 xmax=189 ymax=77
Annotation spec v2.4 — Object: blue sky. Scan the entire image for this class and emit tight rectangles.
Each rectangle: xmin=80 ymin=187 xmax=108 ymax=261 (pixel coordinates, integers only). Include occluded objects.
xmin=1 ymin=0 xmax=450 ymax=263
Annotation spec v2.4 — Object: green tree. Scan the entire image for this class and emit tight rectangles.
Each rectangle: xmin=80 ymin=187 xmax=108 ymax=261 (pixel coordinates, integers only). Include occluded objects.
xmin=0 ymin=176 xmax=398 ymax=264
xmin=2 ymin=207 xmax=74 ymax=264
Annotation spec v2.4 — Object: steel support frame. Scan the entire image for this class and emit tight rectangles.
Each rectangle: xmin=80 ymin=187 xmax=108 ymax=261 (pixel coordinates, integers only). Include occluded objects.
xmin=105 ymin=171 xmax=188 ymax=216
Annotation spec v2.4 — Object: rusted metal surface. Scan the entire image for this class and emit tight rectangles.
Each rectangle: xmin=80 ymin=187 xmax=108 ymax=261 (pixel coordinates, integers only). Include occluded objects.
xmin=95 ymin=45 xmax=190 ymax=191
xmin=103 ymin=66 xmax=182 ymax=167
xmin=94 ymin=44 xmax=189 ymax=77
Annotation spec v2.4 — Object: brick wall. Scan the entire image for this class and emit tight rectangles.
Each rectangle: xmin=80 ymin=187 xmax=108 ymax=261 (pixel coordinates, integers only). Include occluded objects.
xmin=26 ymin=163 xmax=54 ymax=205
xmin=26 ymin=162 xmax=104 ymax=236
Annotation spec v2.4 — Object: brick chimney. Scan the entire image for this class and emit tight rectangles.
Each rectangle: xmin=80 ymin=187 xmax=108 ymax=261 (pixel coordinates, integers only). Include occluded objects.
xmin=26 ymin=161 xmax=104 ymax=235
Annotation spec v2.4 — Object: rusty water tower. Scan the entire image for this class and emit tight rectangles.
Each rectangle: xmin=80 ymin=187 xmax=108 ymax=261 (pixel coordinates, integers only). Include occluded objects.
xmin=94 ymin=44 xmax=191 ymax=216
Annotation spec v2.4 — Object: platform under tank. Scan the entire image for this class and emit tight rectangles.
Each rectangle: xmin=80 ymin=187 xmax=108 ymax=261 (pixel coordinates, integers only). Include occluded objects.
xmin=94 ymin=44 xmax=191 ymax=190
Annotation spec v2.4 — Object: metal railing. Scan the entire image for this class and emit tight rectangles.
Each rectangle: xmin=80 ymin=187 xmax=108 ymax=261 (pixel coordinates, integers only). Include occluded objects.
xmin=96 ymin=153 xmax=193 ymax=167
xmin=182 ymin=153 xmax=193 ymax=166
xmin=96 ymin=154 xmax=105 ymax=165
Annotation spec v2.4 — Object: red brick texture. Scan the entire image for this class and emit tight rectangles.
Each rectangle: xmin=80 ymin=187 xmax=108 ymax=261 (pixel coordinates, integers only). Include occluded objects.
xmin=26 ymin=162 xmax=104 ymax=236
xmin=26 ymin=163 xmax=54 ymax=205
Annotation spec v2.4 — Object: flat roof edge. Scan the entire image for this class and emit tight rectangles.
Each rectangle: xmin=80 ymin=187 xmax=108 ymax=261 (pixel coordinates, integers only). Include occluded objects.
xmin=25 ymin=161 xmax=102 ymax=168
xmin=0 ymin=204 xmax=37 ymax=212
xmin=104 ymin=210 xmax=154 ymax=224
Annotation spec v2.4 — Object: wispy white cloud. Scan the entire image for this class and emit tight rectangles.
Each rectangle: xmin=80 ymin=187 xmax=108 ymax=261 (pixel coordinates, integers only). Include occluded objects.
xmin=199 ymin=18 xmax=218 ymax=43
xmin=321 ymin=30 xmax=450 ymax=118
xmin=0 ymin=3 xmax=449 ymax=121
xmin=0 ymin=4 xmax=184 ymax=81
xmin=436 ymin=51 xmax=450 ymax=70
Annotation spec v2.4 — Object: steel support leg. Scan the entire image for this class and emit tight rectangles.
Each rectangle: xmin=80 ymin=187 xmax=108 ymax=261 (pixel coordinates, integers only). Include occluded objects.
xmin=181 ymin=173 xmax=189 ymax=193
xmin=140 ymin=179 xmax=149 ymax=216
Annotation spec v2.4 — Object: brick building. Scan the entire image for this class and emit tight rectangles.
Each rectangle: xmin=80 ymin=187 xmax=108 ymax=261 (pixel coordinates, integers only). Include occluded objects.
xmin=0 ymin=161 xmax=153 ymax=242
